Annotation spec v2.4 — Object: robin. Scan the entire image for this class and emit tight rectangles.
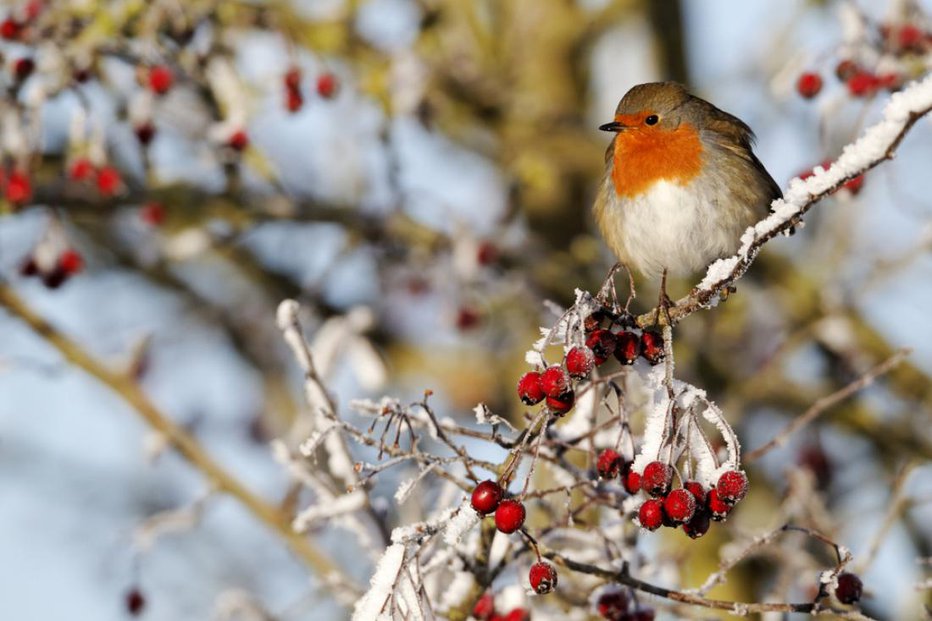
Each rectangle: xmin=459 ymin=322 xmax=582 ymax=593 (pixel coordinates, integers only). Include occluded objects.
xmin=594 ymin=82 xmax=781 ymax=304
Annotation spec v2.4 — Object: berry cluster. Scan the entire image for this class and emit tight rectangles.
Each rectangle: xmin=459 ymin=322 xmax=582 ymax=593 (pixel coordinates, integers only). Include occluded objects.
xmin=472 ymin=593 xmax=528 ymax=621
xmin=20 ymin=247 xmax=84 ymax=289
xmin=282 ymin=67 xmax=339 ymax=113
xmin=67 ymin=158 xmax=124 ymax=197
xmin=798 ymin=159 xmax=864 ymax=196
xmin=595 ymin=590 xmax=654 ymax=621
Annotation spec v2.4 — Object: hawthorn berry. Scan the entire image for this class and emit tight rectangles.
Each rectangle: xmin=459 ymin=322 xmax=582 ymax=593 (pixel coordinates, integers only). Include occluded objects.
xmin=540 ymin=365 xmax=570 ymax=398
xmin=6 ymin=169 xmax=32 ymax=204
xmin=134 ymin=122 xmax=156 ymax=145
xmin=583 ymin=309 xmax=607 ymax=333
xmin=596 ymin=449 xmax=622 ymax=479
xmin=614 ymin=331 xmax=640 ymax=365
xmin=13 ymin=57 xmax=34 ymax=81
xmin=847 ymin=71 xmax=879 ymax=97
xmin=684 ymin=481 xmax=706 ymax=505
xmin=502 ymin=609 xmax=529 ymax=621
xmin=596 ymin=590 xmax=628 ymax=620
xmin=286 ymin=88 xmax=304 ymax=113
xmin=43 ymin=267 xmax=67 ymax=289
xmin=228 ymin=129 xmax=249 ymax=151
xmin=623 ymin=469 xmax=641 ymax=495
xmin=0 ymin=18 xmax=21 ymax=40
xmin=125 ymin=587 xmax=146 ymax=616
xmin=843 ymin=174 xmax=865 ymax=194
xmin=662 ymin=488 xmax=696 ymax=524
xmin=796 ymin=72 xmax=823 ymax=99
xmin=141 ymin=202 xmax=166 ymax=226
xmin=896 ymin=24 xmax=924 ymax=50
xmin=706 ymin=488 xmax=732 ymax=521
xmin=716 ymin=470 xmax=748 ymax=504
xmin=639 ymin=330 xmax=664 ymax=365
xmin=641 ymin=461 xmax=672 ymax=497
xmin=565 ymin=346 xmax=595 ymax=380
xmin=472 ymin=592 xmax=495 ymax=620
xmin=585 ymin=329 xmax=617 ymax=365
xmin=455 ymin=306 xmax=481 ymax=330
xmin=471 ymin=480 xmax=503 ymax=515
xmin=284 ymin=67 xmax=302 ymax=90
xmin=148 ymin=64 xmax=174 ymax=95
xmin=629 ymin=608 xmax=656 ymax=621
xmin=835 ymin=59 xmax=860 ymax=82
xmin=528 ymin=561 xmax=558 ymax=594
xmin=58 ymin=249 xmax=84 ymax=275
xmin=19 ymin=257 xmax=38 ymax=277
xmin=517 ymin=371 xmax=545 ymax=405
xmin=834 ymin=572 xmax=863 ymax=604
xmin=545 ymin=390 xmax=574 ymax=415
xmin=637 ymin=498 xmax=663 ymax=531
xmin=96 ymin=166 xmax=122 ymax=196
xmin=476 ymin=241 xmax=498 ymax=265
xmin=316 ymin=72 xmax=338 ymax=98
xmin=682 ymin=509 xmax=711 ymax=539
xmin=494 ymin=499 xmax=526 ymax=534
xmin=69 ymin=158 xmax=94 ymax=182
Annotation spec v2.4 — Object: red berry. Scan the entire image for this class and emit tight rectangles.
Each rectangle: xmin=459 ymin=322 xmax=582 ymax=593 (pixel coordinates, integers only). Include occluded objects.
xmin=663 ymin=488 xmax=696 ymax=524
xmin=596 ymin=590 xmax=628 ymax=620
xmin=471 ymin=480 xmax=503 ymax=515
xmin=614 ymin=331 xmax=640 ymax=365
xmin=472 ymin=592 xmax=495 ymax=620
xmin=585 ymin=329 xmax=617 ymax=365
xmin=316 ymin=72 xmax=338 ymax=98
xmin=637 ymin=498 xmax=663 ymax=531
xmin=835 ymin=59 xmax=860 ymax=82
xmin=96 ymin=166 xmax=122 ymax=196
xmin=896 ymin=24 xmax=923 ymax=50
xmin=716 ymin=470 xmax=748 ymax=504
xmin=683 ymin=481 xmax=706 ymax=505
xmin=639 ymin=330 xmax=664 ymax=365
xmin=596 ymin=449 xmax=622 ymax=479
xmin=1 ymin=18 xmax=21 ymax=39
xmin=706 ymin=488 xmax=732 ymax=521
xmin=799 ymin=444 xmax=832 ymax=490
xmin=682 ymin=509 xmax=711 ymax=539
xmin=517 ymin=371 xmax=545 ymax=405
xmin=565 ymin=346 xmax=594 ymax=379
xmin=58 ymin=249 xmax=84 ymax=275
xmin=476 ymin=241 xmax=498 ymax=265
xmin=69 ymin=158 xmax=94 ymax=182
xmin=835 ymin=572 xmax=863 ymax=604
xmin=6 ymin=169 xmax=32 ymax=204
xmin=141 ymin=202 xmax=166 ymax=226
xmin=641 ymin=461 xmax=672 ymax=497
xmin=528 ymin=561 xmax=558 ymax=594
xmin=796 ymin=72 xmax=823 ymax=99
xmin=13 ymin=57 xmax=34 ymax=81
xmin=284 ymin=67 xmax=302 ymax=90
xmin=847 ymin=71 xmax=879 ymax=97
xmin=148 ymin=65 xmax=173 ymax=95
xmin=455 ymin=306 xmax=481 ymax=330
xmin=125 ymin=588 xmax=146 ymax=616
xmin=877 ymin=72 xmax=901 ymax=90
xmin=623 ymin=469 xmax=641 ymax=495
xmin=228 ymin=129 xmax=249 ymax=151
xmin=502 ymin=609 xmax=529 ymax=621
xmin=494 ymin=499 xmax=526 ymax=534
xmin=286 ymin=87 xmax=303 ymax=113
xmin=540 ymin=365 xmax=570 ymax=398
xmin=134 ymin=122 xmax=156 ymax=145
xmin=545 ymin=390 xmax=574 ymax=415
xmin=583 ymin=309 xmax=607 ymax=333
xmin=843 ymin=174 xmax=865 ymax=194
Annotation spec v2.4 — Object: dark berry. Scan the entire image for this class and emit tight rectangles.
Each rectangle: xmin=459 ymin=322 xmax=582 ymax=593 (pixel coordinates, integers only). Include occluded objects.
xmin=42 ymin=268 xmax=68 ymax=289
xmin=629 ymin=609 xmax=655 ymax=621
xmin=614 ymin=331 xmax=640 ymax=365
xmin=682 ymin=509 xmax=711 ymax=539
xmin=585 ymin=329 xmax=617 ymax=365
xmin=596 ymin=449 xmax=622 ymax=479
xmin=796 ymin=72 xmax=823 ymax=98
xmin=662 ymin=488 xmax=696 ymax=524
xmin=638 ymin=498 xmax=663 ymax=531
xmin=639 ymin=330 xmax=664 ymax=365
xmin=706 ymin=488 xmax=732 ymax=521
xmin=545 ymin=390 xmax=574 ymax=415
xmin=716 ymin=470 xmax=748 ymax=504
xmin=565 ymin=346 xmax=595 ymax=379
xmin=517 ymin=371 xmax=545 ymax=405
xmin=528 ymin=561 xmax=558 ymax=594
xmin=835 ymin=59 xmax=860 ymax=81
xmin=471 ymin=480 xmax=503 ymax=515
xmin=596 ymin=590 xmax=628 ymax=620
xmin=540 ymin=365 xmax=570 ymax=398
xmin=13 ymin=57 xmax=34 ymax=81
xmin=494 ymin=499 xmax=525 ymax=534
xmin=641 ymin=461 xmax=672 ymax=497
xmin=134 ymin=122 xmax=156 ymax=145
xmin=835 ymin=572 xmax=863 ymax=604
xmin=19 ymin=257 xmax=38 ymax=277
xmin=125 ymin=587 xmax=146 ymax=616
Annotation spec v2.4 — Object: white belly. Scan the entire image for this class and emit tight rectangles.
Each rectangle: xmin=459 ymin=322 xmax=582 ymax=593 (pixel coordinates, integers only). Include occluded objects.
xmin=604 ymin=179 xmax=741 ymax=277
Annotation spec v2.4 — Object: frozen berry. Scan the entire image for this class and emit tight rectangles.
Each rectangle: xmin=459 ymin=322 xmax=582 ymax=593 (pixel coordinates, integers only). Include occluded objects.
xmin=540 ymin=365 xmax=570 ymax=398
xmin=683 ymin=481 xmax=706 ymax=505
xmin=494 ymin=499 xmax=526 ymax=534
xmin=835 ymin=59 xmax=860 ymax=81
xmin=546 ymin=390 xmax=574 ymax=415
xmin=797 ymin=72 xmax=823 ymax=99
xmin=716 ymin=470 xmax=748 ymax=504
xmin=316 ymin=72 xmax=338 ymax=98
xmin=228 ymin=129 xmax=249 ymax=151
xmin=614 ymin=331 xmax=640 ymax=365
xmin=639 ymin=330 xmax=664 ymax=365
xmin=69 ymin=158 xmax=94 ymax=182
xmin=286 ymin=88 xmax=304 ymax=113
xmin=896 ymin=24 xmax=924 ymax=50
xmin=706 ymin=488 xmax=732 ymax=521
xmin=284 ymin=67 xmax=302 ymax=90
xmin=835 ymin=572 xmax=863 ymax=604
xmin=529 ymin=561 xmax=558 ymax=594
xmin=6 ymin=169 xmax=32 ymax=204
xmin=583 ymin=309 xmax=607 ymax=333
xmin=148 ymin=64 xmax=173 ymax=95
xmin=471 ymin=480 xmax=504 ymax=515
xmin=663 ymin=488 xmax=696 ymax=524
xmin=565 ymin=346 xmax=595 ymax=380
xmin=96 ymin=166 xmax=122 ymax=196
xmin=847 ymin=71 xmax=879 ymax=97
xmin=623 ymin=469 xmax=641 ymax=495
xmin=585 ymin=329 xmax=617 ymax=365
xmin=596 ymin=590 xmax=628 ymax=620
xmin=13 ymin=57 xmax=34 ymax=81
xmin=58 ymin=249 xmax=84 ymax=275
xmin=517 ymin=371 xmax=545 ymax=405
xmin=682 ymin=509 xmax=711 ymax=539
xmin=638 ymin=498 xmax=663 ymax=531
xmin=843 ymin=174 xmax=865 ymax=194
xmin=596 ymin=449 xmax=622 ymax=479
xmin=472 ymin=592 xmax=495 ymax=620
xmin=1 ymin=18 xmax=21 ymax=40
xmin=125 ymin=587 xmax=146 ymax=616
xmin=641 ymin=461 xmax=672 ymax=497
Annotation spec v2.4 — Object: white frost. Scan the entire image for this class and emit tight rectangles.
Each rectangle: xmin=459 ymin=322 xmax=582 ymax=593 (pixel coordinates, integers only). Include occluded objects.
xmin=352 ymin=544 xmax=406 ymax=621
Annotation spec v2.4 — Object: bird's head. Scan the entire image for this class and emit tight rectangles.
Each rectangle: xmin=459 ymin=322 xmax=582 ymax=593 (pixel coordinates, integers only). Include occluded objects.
xmin=599 ymin=82 xmax=692 ymax=136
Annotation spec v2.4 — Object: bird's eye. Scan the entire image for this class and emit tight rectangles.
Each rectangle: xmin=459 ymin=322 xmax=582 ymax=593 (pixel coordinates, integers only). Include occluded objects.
xmin=645 ymin=114 xmax=659 ymax=126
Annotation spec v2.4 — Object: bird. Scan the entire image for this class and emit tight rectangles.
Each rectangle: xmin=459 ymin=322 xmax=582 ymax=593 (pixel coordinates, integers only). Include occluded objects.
xmin=593 ymin=82 xmax=781 ymax=306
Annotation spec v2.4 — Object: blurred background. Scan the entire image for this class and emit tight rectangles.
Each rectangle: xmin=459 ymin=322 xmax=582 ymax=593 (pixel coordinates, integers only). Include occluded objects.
xmin=1 ymin=0 xmax=932 ymax=619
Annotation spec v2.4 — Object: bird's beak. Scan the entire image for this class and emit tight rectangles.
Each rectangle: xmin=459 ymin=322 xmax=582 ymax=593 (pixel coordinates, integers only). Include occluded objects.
xmin=598 ymin=121 xmax=625 ymax=132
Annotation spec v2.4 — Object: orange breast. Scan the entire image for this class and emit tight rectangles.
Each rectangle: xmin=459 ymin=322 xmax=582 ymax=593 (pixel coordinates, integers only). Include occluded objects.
xmin=611 ymin=123 xmax=704 ymax=198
